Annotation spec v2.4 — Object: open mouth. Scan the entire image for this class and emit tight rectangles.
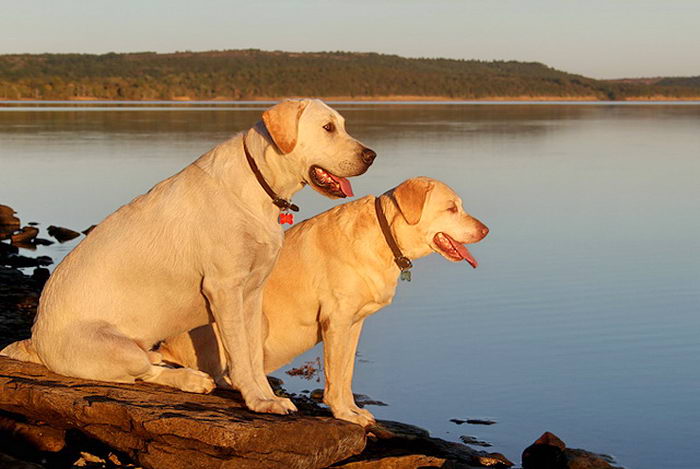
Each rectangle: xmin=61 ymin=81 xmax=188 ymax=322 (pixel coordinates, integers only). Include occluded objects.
xmin=309 ymin=165 xmax=354 ymax=198
xmin=433 ymin=232 xmax=478 ymax=268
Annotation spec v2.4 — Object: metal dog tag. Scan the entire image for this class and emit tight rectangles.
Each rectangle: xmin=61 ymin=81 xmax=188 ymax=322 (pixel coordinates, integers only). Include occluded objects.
xmin=400 ymin=270 xmax=412 ymax=282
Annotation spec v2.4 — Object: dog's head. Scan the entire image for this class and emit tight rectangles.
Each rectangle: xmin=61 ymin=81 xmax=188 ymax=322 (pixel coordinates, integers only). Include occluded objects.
xmin=390 ymin=177 xmax=488 ymax=268
xmin=263 ymin=99 xmax=375 ymax=199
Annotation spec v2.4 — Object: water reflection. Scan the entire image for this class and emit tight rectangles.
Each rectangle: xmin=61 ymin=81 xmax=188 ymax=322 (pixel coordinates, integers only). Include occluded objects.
xmin=1 ymin=103 xmax=699 ymax=469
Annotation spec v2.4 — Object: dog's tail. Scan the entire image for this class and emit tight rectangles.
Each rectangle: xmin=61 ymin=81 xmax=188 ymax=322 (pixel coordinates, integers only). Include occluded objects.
xmin=0 ymin=339 xmax=42 ymax=364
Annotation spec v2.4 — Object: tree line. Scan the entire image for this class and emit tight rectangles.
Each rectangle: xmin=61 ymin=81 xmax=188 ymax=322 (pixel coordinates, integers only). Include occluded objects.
xmin=0 ymin=49 xmax=697 ymax=101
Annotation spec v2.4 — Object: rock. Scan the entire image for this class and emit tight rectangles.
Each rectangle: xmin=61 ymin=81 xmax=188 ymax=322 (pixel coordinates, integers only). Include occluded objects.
xmin=82 ymin=225 xmax=97 ymax=236
xmin=306 ymin=390 xmax=387 ymax=408
xmin=353 ymin=394 xmax=388 ymax=408
xmin=47 ymin=225 xmax=81 ymax=243
xmin=352 ymin=420 xmax=513 ymax=468
xmin=466 ymin=419 xmax=496 ymax=426
xmin=33 ymin=238 xmax=54 ymax=246
xmin=332 ymin=454 xmax=459 ymax=468
xmin=522 ymin=432 xmax=621 ymax=469
xmin=0 ymin=415 xmax=66 ymax=452
xmin=10 ymin=227 xmax=39 ymax=245
xmin=0 ymin=357 xmax=367 ymax=469
xmin=0 ymin=266 xmax=42 ymax=348
xmin=459 ymin=435 xmax=492 ymax=447
xmin=1 ymin=255 xmax=53 ymax=268
xmin=0 ymin=451 xmax=44 ymax=469
xmin=450 ymin=418 xmax=497 ymax=426
xmin=31 ymin=267 xmax=50 ymax=288
xmin=0 ymin=241 xmax=19 ymax=257
xmin=522 ymin=432 xmax=567 ymax=469
xmin=565 ymin=449 xmax=621 ymax=469
xmin=0 ymin=205 xmax=21 ymax=240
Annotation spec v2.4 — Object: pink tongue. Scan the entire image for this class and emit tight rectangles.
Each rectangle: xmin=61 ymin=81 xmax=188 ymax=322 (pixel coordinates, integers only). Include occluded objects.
xmin=447 ymin=236 xmax=478 ymax=269
xmin=328 ymin=173 xmax=354 ymax=197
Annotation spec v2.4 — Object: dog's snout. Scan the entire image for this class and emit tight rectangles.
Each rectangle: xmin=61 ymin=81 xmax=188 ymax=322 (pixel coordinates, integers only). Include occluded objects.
xmin=468 ymin=217 xmax=489 ymax=242
xmin=361 ymin=147 xmax=377 ymax=165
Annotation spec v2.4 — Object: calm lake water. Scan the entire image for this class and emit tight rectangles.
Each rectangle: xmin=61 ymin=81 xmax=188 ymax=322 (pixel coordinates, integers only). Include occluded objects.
xmin=2 ymin=101 xmax=699 ymax=468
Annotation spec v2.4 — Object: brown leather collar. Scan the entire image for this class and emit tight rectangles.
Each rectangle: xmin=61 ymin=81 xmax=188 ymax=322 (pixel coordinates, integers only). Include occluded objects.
xmin=374 ymin=196 xmax=412 ymax=272
xmin=243 ymin=137 xmax=299 ymax=212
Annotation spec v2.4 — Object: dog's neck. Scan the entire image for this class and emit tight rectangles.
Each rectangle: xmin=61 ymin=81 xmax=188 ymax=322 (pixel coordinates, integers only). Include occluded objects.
xmin=193 ymin=124 xmax=305 ymax=220
xmin=341 ymin=196 xmax=434 ymax=292
xmin=378 ymin=196 xmax=433 ymax=262
xmin=244 ymin=124 xmax=305 ymax=202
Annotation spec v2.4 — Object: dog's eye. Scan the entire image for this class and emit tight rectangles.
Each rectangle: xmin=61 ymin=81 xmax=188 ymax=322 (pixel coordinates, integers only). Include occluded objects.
xmin=447 ymin=204 xmax=458 ymax=213
xmin=323 ymin=122 xmax=335 ymax=132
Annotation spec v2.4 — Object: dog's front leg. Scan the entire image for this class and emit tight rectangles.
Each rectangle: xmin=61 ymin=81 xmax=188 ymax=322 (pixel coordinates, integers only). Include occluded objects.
xmin=242 ymin=286 xmax=297 ymax=412
xmin=203 ymin=276 xmax=295 ymax=414
xmin=321 ymin=316 xmax=376 ymax=426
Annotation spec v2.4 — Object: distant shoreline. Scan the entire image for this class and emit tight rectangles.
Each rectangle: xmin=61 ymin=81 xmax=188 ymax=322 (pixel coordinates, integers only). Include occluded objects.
xmin=3 ymin=95 xmax=700 ymax=103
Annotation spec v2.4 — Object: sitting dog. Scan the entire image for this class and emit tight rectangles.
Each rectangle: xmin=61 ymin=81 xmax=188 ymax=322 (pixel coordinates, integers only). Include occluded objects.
xmin=1 ymin=99 xmax=375 ymax=415
xmin=159 ymin=177 xmax=488 ymax=425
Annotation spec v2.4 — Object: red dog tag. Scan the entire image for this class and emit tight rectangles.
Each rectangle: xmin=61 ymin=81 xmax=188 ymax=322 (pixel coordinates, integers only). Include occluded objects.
xmin=278 ymin=213 xmax=294 ymax=225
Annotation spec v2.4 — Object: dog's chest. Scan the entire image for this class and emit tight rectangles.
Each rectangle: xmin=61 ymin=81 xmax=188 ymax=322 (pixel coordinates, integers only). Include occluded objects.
xmin=354 ymin=298 xmax=391 ymax=321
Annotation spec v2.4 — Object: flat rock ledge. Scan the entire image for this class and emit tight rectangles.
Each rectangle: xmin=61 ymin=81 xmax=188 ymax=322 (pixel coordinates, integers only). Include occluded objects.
xmin=0 ymin=357 xmax=511 ymax=469
xmin=0 ymin=357 xmax=365 ymax=469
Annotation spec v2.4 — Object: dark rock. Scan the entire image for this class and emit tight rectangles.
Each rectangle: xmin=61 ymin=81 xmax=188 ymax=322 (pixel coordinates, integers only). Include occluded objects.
xmin=27 ymin=222 xmax=39 ymax=226
xmin=565 ymin=448 xmax=621 ymax=469
xmin=31 ymin=268 xmax=50 ymax=288
xmin=522 ymin=432 xmax=567 ymax=469
xmin=353 ymin=394 xmax=388 ymax=408
xmin=0 ymin=266 xmax=44 ymax=349
xmin=466 ymin=419 xmax=497 ymax=426
xmin=82 ymin=225 xmax=97 ymax=235
xmin=1 ymin=255 xmax=53 ymax=268
xmin=536 ymin=432 xmax=566 ymax=449
xmin=451 ymin=418 xmax=497 ymax=426
xmin=33 ymin=238 xmax=54 ymax=246
xmin=339 ymin=420 xmax=513 ymax=468
xmin=0 ymin=241 xmax=19 ymax=257
xmin=10 ymin=227 xmax=39 ymax=245
xmin=47 ymin=225 xmax=81 ymax=243
xmin=311 ymin=388 xmax=325 ymax=401
xmin=459 ymin=435 xmax=492 ymax=447
xmin=0 ymin=357 xmax=367 ymax=469
xmin=9 ymin=241 xmax=36 ymax=251
xmin=0 ymin=451 xmax=44 ymax=469
xmin=0 ymin=205 xmax=21 ymax=240
xmin=332 ymin=453 xmax=462 ymax=468
xmin=522 ymin=432 xmax=621 ymax=469
xmin=0 ymin=414 xmax=66 ymax=452
xmin=268 ymin=375 xmax=285 ymax=389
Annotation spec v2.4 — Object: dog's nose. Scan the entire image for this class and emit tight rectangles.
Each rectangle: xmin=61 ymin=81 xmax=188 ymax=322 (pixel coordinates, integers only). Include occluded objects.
xmin=481 ymin=226 xmax=489 ymax=237
xmin=361 ymin=148 xmax=377 ymax=165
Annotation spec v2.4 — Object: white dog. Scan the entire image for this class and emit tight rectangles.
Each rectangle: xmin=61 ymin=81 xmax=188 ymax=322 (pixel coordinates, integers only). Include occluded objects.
xmin=158 ymin=177 xmax=488 ymax=425
xmin=1 ymin=99 xmax=375 ymax=415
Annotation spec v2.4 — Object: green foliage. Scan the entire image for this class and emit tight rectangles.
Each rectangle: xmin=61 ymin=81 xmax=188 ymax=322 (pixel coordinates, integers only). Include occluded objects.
xmin=656 ymin=76 xmax=700 ymax=88
xmin=0 ymin=50 xmax=697 ymax=100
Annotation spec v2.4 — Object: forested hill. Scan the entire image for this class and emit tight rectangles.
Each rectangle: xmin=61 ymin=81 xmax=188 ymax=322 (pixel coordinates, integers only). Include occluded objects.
xmin=0 ymin=49 xmax=697 ymax=101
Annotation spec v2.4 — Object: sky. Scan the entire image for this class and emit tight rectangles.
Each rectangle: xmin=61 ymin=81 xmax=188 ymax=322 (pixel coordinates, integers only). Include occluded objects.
xmin=1 ymin=0 xmax=698 ymax=79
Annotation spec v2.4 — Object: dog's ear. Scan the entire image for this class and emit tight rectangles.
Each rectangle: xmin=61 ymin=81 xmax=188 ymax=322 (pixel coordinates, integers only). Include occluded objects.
xmin=262 ymin=100 xmax=308 ymax=154
xmin=392 ymin=178 xmax=435 ymax=225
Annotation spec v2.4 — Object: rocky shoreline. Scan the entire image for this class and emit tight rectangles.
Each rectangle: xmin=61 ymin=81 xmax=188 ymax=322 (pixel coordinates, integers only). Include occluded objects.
xmin=0 ymin=204 xmax=621 ymax=469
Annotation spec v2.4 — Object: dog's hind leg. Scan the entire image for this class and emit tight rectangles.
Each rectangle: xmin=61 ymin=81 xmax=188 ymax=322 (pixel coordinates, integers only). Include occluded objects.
xmin=34 ymin=322 xmax=215 ymax=394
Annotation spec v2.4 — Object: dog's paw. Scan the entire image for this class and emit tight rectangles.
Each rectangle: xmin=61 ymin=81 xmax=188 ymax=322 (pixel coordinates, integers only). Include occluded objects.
xmin=247 ymin=396 xmax=298 ymax=415
xmin=332 ymin=406 xmax=376 ymax=427
xmin=177 ymin=369 xmax=216 ymax=394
